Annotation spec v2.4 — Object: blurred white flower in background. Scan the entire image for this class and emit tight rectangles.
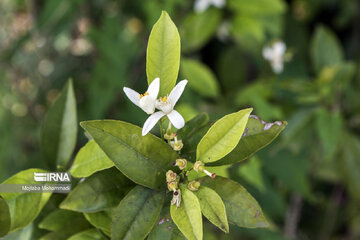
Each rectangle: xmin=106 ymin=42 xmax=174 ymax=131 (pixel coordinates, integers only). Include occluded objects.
xmin=262 ymin=41 xmax=287 ymax=74
xmin=217 ymin=21 xmax=230 ymax=42
xmin=194 ymin=0 xmax=226 ymax=13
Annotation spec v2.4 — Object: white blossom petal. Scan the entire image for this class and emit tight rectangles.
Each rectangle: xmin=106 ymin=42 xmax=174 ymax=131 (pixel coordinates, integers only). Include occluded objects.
xmin=194 ymin=0 xmax=209 ymax=13
xmin=142 ymin=111 xmax=166 ymax=136
xmin=147 ymin=77 xmax=160 ymax=100
xmin=167 ymin=110 xmax=185 ymax=129
xmin=212 ymin=0 xmax=226 ymax=8
xmin=123 ymin=87 xmax=140 ymax=107
xmin=262 ymin=47 xmax=274 ymax=60
xmin=169 ymin=80 xmax=188 ymax=108
xmin=273 ymin=41 xmax=286 ymax=56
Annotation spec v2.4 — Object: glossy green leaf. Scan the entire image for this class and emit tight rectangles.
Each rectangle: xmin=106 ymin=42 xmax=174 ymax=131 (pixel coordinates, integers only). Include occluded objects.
xmin=38 ymin=209 xmax=91 ymax=240
xmin=211 ymin=115 xmax=287 ymax=166
xmin=0 ymin=223 xmax=34 ymax=240
xmin=177 ymin=113 xmax=210 ymax=162
xmin=170 ymin=186 xmax=202 ymax=240
xmin=200 ymin=176 xmax=268 ymax=228
xmin=193 ymin=186 xmax=229 ymax=233
xmin=70 ymin=140 xmax=114 ymax=178
xmin=181 ymin=58 xmax=219 ymax=97
xmin=40 ymin=79 xmax=77 ymax=169
xmin=84 ymin=210 xmax=112 ymax=237
xmin=80 ymin=120 xmax=178 ymax=190
xmin=146 ymin=11 xmax=180 ymax=96
xmin=148 ymin=207 xmax=186 ymax=240
xmin=0 ymin=197 xmax=11 ymax=237
xmin=68 ymin=229 xmax=107 ymax=240
xmin=0 ymin=169 xmax=52 ymax=233
xmin=180 ymin=8 xmax=222 ymax=52
xmin=112 ymin=185 xmax=165 ymax=240
xmin=60 ymin=168 xmax=133 ymax=213
xmin=311 ymin=25 xmax=343 ymax=73
xmin=229 ymin=0 xmax=286 ymax=14
xmin=196 ymin=108 xmax=252 ymax=163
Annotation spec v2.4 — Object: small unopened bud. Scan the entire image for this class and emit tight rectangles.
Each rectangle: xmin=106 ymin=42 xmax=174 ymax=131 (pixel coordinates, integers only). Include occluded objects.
xmin=167 ymin=181 xmax=178 ymax=191
xmin=193 ymin=161 xmax=205 ymax=172
xmin=164 ymin=122 xmax=175 ymax=140
xmin=166 ymin=170 xmax=177 ymax=183
xmin=188 ymin=181 xmax=200 ymax=191
xmin=175 ymin=159 xmax=187 ymax=170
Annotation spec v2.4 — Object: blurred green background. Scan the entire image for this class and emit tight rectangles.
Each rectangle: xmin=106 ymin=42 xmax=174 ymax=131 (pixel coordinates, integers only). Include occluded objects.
xmin=1 ymin=0 xmax=360 ymax=239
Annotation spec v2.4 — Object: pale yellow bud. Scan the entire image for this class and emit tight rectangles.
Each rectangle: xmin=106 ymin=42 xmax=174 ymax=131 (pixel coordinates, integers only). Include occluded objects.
xmin=167 ymin=181 xmax=178 ymax=191
xmin=188 ymin=181 xmax=200 ymax=191
xmin=166 ymin=170 xmax=177 ymax=183
xmin=175 ymin=159 xmax=187 ymax=170
xmin=194 ymin=161 xmax=205 ymax=172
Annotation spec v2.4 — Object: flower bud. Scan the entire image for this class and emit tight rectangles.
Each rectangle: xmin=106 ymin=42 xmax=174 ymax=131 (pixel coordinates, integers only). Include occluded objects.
xmin=171 ymin=133 xmax=183 ymax=151
xmin=166 ymin=170 xmax=177 ymax=183
xmin=175 ymin=159 xmax=187 ymax=170
xmin=167 ymin=181 xmax=178 ymax=191
xmin=193 ymin=161 xmax=205 ymax=172
xmin=164 ymin=131 xmax=174 ymax=140
xmin=188 ymin=181 xmax=200 ymax=191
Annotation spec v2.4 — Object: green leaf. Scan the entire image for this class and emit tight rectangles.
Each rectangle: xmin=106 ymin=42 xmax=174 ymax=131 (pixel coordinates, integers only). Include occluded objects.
xmin=68 ymin=229 xmax=107 ymax=240
xmin=40 ymin=79 xmax=77 ymax=169
xmin=0 ymin=197 xmax=11 ymax=237
xmin=60 ymin=168 xmax=133 ymax=213
xmin=177 ymin=113 xmax=210 ymax=162
xmin=193 ymin=186 xmax=229 ymax=233
xmin=180 ymin=8 xmax=222 ymax=52
xmin=0 ymin=169 xmax=52 ymax=233
xmin=84 ymin=210 xmax=112 ymax=237
xmin=70 ymin=140 xmax=114 ymax=178
xmin=38 ymin=209 xmax=91 ymax=240
xmin=238 ymin=156 xmax=265 ymax=191
xmin=310 ymin=25 xmax=344 ymax=73
xmin=200 ymin=176 xmax=268 ymax=228
xmin=80 ymin=120 xmax=179 ymax=190
xmin=340 ymin=133 xmax=360 ymax=200
xmin=229 ymin=0 xmax=286 ymax=15
xmin=315 ymin=108 xmax=342 ymax=159
xmin=170 ymin=186 xmax=202 ymax=240
xmin=181 ymin=58 xmax=219 ymax=97
xmin=211 ymin=115 xmax=287 ymax=166
xmin=0 ymin=223 xmax=34 ymax=240
xmin=146 ymin=11 xmax=180 ymax=96
xmin=148 ymin=207 xmax=186 ymax=240
xmin=196 ymin=108 xmax=252 ymax=163
xmin=112 ymin=185 xmax=165 ymax=240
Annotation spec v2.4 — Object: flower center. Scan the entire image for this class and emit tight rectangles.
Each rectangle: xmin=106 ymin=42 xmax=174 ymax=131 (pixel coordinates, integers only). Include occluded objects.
xmin=139 ymin=91 xmax=149 ymax=99
xmin=156 ymin=96 xmax=172 ymax=114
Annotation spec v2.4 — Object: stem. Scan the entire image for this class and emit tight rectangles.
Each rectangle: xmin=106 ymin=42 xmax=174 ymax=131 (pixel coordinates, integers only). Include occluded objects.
xmin=159 ymin=118 xmax=165 ymax=140
xmin=284 ymin=193 xmax=303 ymax=240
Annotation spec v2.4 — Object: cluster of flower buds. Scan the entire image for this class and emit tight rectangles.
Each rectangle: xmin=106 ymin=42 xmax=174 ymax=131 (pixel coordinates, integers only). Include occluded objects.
xmin=194 ymin=161 xmax=216 ymax=179
xmin=170 ymin=133 xmax=183 ymax=151
xmin=166 ymin=170 xmax=182 ymax=208
xmin=166 ymin=170 xmax=178 ymax=191
xmin=174 ymin=158 xmax=187 ymax=170
xmin=188 ymin=180 xmax=200 ymax=191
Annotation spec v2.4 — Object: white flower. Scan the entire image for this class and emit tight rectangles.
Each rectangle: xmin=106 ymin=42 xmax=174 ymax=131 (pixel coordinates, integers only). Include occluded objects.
xmin=194 ymin=0 xmax=226 ymax=13
xmin=123 ymin=78 xmax=160 ymax=114
xmin=142 ymin=80 xmax=188 ymax=136
xmin=262 ymin=41 xmax=286 ymax=74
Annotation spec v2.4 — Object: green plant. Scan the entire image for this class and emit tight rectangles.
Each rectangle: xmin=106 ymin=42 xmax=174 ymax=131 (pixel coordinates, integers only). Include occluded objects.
xmin=0 ymin=11 xmax=287 ymax=240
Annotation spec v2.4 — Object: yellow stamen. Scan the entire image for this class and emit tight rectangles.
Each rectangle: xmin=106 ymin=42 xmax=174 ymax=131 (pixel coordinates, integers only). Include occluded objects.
xmin=139 ymin=92 xmax=149 ymax=99
xmin=161 ymin=96 xmax=167 ymax=102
